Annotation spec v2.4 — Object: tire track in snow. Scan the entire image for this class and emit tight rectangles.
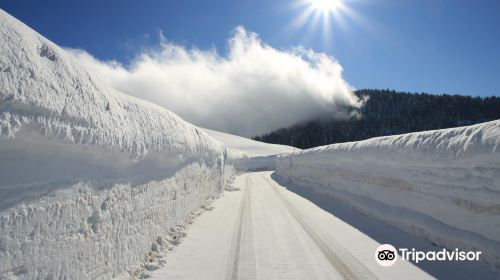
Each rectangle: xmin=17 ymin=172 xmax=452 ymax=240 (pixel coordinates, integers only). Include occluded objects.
xmin=263 ymin=175 xmax=378 ymax=280
xmin=225 ymin=175 xmax=256 ymax=280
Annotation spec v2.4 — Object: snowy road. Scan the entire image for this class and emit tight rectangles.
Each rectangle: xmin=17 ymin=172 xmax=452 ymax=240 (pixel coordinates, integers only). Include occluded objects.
xmin=147 ymin=171 xmax=433 ymax=280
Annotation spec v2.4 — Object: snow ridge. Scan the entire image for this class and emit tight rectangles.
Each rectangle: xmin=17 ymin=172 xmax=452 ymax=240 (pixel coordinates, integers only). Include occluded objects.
xmin=302 ymin=120 xmax=499 ymax=160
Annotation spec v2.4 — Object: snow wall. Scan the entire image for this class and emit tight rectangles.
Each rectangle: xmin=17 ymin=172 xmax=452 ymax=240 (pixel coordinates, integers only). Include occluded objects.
xmin=0 ymin=9 xmax=234 ymax=279
xmin=276 ymin=120 xmax=500 ymax=269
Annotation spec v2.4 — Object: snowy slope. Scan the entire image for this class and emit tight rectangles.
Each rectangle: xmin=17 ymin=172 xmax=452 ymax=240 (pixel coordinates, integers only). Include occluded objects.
xmin=0 ymin=9 xmax=232 ymax=280
xmin=202 ymin=128 xmax=297 ymax=157
xmin=276 ymin=120 xmax=500 ymax=268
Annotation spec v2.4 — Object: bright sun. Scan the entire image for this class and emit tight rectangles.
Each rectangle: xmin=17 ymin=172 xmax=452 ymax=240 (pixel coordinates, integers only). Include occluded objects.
xmin=290 ymin=0 xmax=352 ymax=43
xmin=310 ymin=0 xmax=343 ymax=13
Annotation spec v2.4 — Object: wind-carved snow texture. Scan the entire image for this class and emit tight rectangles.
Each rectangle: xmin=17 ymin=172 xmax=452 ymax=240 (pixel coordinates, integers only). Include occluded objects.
xmin=276 ymin=120 xmax=500 ymax=269
xmin=0 ymin=9 xmax=234 ymax=280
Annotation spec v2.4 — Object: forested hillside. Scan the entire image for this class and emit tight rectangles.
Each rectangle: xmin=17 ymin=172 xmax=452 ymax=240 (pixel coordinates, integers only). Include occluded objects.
xmin=253 ymin=89 xmax=500 ymax=149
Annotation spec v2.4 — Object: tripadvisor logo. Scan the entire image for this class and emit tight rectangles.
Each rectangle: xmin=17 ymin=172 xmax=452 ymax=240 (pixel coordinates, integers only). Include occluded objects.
xmin=375 ymin=244 xmax=398 ymax=266
xmin=375 ymin=244 xmax=482 ymax=267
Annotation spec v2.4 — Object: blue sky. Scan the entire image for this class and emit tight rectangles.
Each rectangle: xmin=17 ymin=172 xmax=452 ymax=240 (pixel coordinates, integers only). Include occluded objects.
xmin=2 ymin=0 xmax=500 ymax=97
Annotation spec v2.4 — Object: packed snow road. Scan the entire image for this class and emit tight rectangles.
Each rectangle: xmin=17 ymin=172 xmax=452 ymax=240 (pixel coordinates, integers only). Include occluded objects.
xmin=146 ymin=171 xmax=432 ymax=280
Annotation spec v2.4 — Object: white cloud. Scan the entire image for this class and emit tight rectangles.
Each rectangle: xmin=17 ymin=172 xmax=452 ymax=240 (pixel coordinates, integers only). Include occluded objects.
xmin=68 ymin=26 xmax=359 ymax=137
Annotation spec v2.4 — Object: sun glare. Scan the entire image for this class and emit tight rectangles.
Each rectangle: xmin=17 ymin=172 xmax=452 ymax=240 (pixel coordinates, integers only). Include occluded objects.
xmin=289 ymin=0 xmax=357 ymax=44
xmin=311 ymin=0 xmax=342 ymax=14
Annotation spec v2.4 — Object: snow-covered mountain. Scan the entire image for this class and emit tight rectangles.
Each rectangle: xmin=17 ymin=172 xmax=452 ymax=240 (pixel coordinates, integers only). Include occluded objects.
xmin=0 ymin=9 xmax=233 ymax=280
xmin=276 ymin=120 xmax=500 ymax=268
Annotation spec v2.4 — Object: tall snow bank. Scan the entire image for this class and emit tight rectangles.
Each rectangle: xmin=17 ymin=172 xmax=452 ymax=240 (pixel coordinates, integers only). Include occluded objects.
xmin=276 ymin=120 xmax=500 ymax=268
xmin=0 ymin=9 xmax=222 ymax=160
xmin=0 ymin=9 xmax=232 ymax=279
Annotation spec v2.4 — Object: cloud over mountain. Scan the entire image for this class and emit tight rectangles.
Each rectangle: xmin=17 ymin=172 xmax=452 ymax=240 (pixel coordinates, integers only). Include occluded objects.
xmin=69 ymin=26 xmax=359 ymax=137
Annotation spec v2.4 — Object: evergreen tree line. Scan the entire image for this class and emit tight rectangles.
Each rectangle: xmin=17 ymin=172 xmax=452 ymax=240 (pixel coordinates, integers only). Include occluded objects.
xmin=253 ymin=89 xmax=500 ymax=149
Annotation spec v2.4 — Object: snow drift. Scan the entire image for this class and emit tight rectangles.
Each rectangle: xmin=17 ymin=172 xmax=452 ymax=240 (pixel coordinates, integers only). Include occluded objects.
xmin=0 ymin=9 xmax=232 ymax=279
xmin=276 ymin=120 xmax=500 ymax=268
